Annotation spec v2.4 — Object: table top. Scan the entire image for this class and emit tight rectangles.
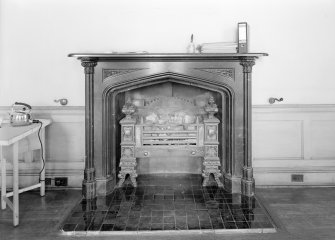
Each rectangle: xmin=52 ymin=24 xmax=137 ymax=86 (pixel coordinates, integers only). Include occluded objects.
xmin=0 ymin=119 xmax=51 ymax=146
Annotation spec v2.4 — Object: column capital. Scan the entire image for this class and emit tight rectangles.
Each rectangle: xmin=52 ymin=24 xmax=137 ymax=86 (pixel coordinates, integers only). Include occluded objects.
xmin=240 ymin=58 xmax=255 ymax=73
xmin=81 ymin=58 xmax=98 ymax=74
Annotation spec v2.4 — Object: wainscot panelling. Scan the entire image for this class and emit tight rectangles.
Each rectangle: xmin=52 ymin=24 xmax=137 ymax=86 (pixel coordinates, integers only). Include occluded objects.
xmin=253 ymin=105 xmax=335 ymax=186
xmin=1 ymin=105 xmax=335 ymax=189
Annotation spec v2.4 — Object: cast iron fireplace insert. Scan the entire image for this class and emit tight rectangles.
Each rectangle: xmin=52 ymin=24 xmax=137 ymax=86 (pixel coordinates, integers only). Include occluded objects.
xmin=69 ymin=53 xmax=267 ymax=199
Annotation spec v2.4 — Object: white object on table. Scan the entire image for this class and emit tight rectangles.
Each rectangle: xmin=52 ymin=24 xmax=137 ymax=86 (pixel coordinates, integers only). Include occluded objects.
xmin=0 ymin=119 xmax=51 ymax=226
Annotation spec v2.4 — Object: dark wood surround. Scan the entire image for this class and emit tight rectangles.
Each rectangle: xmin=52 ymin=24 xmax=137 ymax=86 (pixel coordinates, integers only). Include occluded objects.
xmin=69 ymin=53 xmax=267 ymax=199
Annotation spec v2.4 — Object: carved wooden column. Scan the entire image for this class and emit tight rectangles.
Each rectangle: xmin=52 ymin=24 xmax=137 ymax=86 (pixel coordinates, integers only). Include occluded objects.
xmin=240 ymin=58 xmax=255 ymax=196
xmin=202 ymin=96 xmax=223 ymax=187
xmin=81 ymin=57 xmax=98 ymax=199
xmin=118 ymin=99 xmax=138 ymax=187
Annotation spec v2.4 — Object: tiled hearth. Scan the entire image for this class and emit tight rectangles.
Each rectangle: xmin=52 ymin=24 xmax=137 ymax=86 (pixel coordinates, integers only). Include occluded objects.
xmin=61 ymin=174 xmax=275 ymax=235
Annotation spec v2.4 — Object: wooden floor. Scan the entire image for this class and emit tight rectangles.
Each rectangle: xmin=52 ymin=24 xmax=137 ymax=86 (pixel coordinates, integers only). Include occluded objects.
xmin=0 ymin=187 xmax=335 ymax=240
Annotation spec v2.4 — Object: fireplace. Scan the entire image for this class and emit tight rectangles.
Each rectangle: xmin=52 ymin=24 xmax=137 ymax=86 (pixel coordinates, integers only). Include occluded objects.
xmin=69 ymin=53 xmax=267 ymax=199
xmin=116 ymin=82 xmax=224 ymax=188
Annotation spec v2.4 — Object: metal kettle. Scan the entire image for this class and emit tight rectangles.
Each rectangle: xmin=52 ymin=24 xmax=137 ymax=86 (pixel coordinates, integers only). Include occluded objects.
xmin=10 ymin=102 xmax=32 ymax=127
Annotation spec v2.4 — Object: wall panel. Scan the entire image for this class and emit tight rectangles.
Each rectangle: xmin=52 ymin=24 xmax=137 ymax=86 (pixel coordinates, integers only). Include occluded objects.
xmin=1 ymin=105 xmax=335 ymax=188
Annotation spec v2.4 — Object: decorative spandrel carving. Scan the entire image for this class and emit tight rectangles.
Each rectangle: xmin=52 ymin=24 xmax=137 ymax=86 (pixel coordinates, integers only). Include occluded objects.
xmin=103 ymin=68 xmax=148 ymax=80
xmin=194 ymin=68 xmax=234 ymax=81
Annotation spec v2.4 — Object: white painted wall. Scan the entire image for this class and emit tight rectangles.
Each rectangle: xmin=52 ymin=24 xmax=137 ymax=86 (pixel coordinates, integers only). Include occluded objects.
xmin=0 ymin=0 xmax=335 ymax=106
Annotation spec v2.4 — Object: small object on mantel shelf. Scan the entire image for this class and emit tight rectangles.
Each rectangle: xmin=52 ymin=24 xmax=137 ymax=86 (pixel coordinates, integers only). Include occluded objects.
xmin=268 ymin=97 xmax=284 ymax=104
xmin=186 ymin=34 xmax=196 ymax=53
xmin=54 ymin=98 xmax=68 ymax=106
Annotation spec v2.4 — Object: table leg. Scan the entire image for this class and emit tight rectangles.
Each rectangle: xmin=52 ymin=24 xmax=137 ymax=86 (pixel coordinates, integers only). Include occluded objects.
xmin=13 ymin=142 xmax=19 ymax=226
xmin=1 ymin=146 xmax=6 ymax=210
xmin=40 ymin=128 xmax=45 ymax=197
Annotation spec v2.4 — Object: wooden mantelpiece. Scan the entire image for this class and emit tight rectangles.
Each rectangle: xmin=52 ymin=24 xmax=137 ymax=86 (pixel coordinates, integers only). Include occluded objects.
xmin=69 ymin=53 xmax=267 ymax=199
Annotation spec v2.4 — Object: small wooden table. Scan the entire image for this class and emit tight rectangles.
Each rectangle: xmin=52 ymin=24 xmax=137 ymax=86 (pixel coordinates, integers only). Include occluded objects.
xmin=0 ymin=119 xmax=51 ymax=226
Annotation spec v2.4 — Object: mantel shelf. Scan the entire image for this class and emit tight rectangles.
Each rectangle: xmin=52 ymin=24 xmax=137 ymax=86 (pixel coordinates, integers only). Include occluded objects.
xmin=68 ymin=52 xmax=268 ymax=61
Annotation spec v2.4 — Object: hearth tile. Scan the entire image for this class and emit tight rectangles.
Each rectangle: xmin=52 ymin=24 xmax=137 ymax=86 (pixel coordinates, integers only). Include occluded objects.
xmin=163 ymin=216 xmax=175 ymax=224
xmin=115 ymin=216 xmax=128 ymax=224
xmin=248 ymin=221 xmax=261 ymax=228
xmin=101 ymin=224 xmax=114 ymax=231
xmin=174 ymin=194 xmax=184 ymax=200
xmin=175 ymin=222 xmax=188 ymax=230
xmin=163 ymin=210 xmax=175 ymax=216
xmin=125 ymin=224 xmax=138 ymax=231
xmin=140 ymin=209 xmax=151 ymax=217
xmin=194 ymin=194 xmax=204 ymax=200
xmin=164 ymin=223 xmax=176 ymax=230
xmin=64 ymin=217 xmax=85 ymax=224
xmin=197 ymin=210 xmax=209 ymax=218
xmin=128 ymin=210 xmax=141 ymax=218
xmin=174 ymin=204 xmax=185 ymax=210
xmin=151 ymin=223 xmax=163 ymax=231
xmin=88 ymin=220 xmax=103 ymax=231
xmin=235 ymin=221 xmax=250 ymax=229
xmin=163 ymin=203 xmax=175 ymax=210
xmin=196 ymin=203 xmax=207 ymax=210
xmin=233 ymin=214 xmax=246 ymax=222
xmin=224 ymin=221 xmax=237 ymax=229
xmin=164 ymin=194 xmax=174 ymax=200
xmin=151 ymin=210 xmax=164 ymax=217
xmin=184 ymin=194 xmax=194 ymax=200
xmin=131 ymin=204 xmax=142 ymax=211
xmin=71 ymin=212 xmax=84 ymax=218
xmin=187 ymin=220 xmax=200 ymax=230
xmin=113 ymin=223 xmax=126 ymax=231
xmin=212 ymin=221 xmax=224 ymax=229
xmin=151 ymin=204 xmax=164 ymax=211
xmin=151 ymin=216 xmax=163 ymax=223
xmin=128 ymin=217 xmax=140 ymax=224
xmin=199 ymin=220 xmax=212 ymax=230
xmin=185 ymin=204 xmax=196 ymax=210
xmin=103 ymin=217 xmax=117 ymax=224
xmin=175 ymin=210 xmax=186 ymax=216
xmin=138 ymin=222 xmax=151 ymax=231
xmin=154 ymin=194 xmax=164 ymax=200
xmin=75 ymin=223 xmax=90 ymax=231
xmin=139 ymin=216 xmax=151 ymax=223
xmin=144 ymin=194 xmax=153 ymax=200
xmin=62 ymin=223 xmax=77 ymax=232
xmin=186 ymin=210 xmax=198 ymax=216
